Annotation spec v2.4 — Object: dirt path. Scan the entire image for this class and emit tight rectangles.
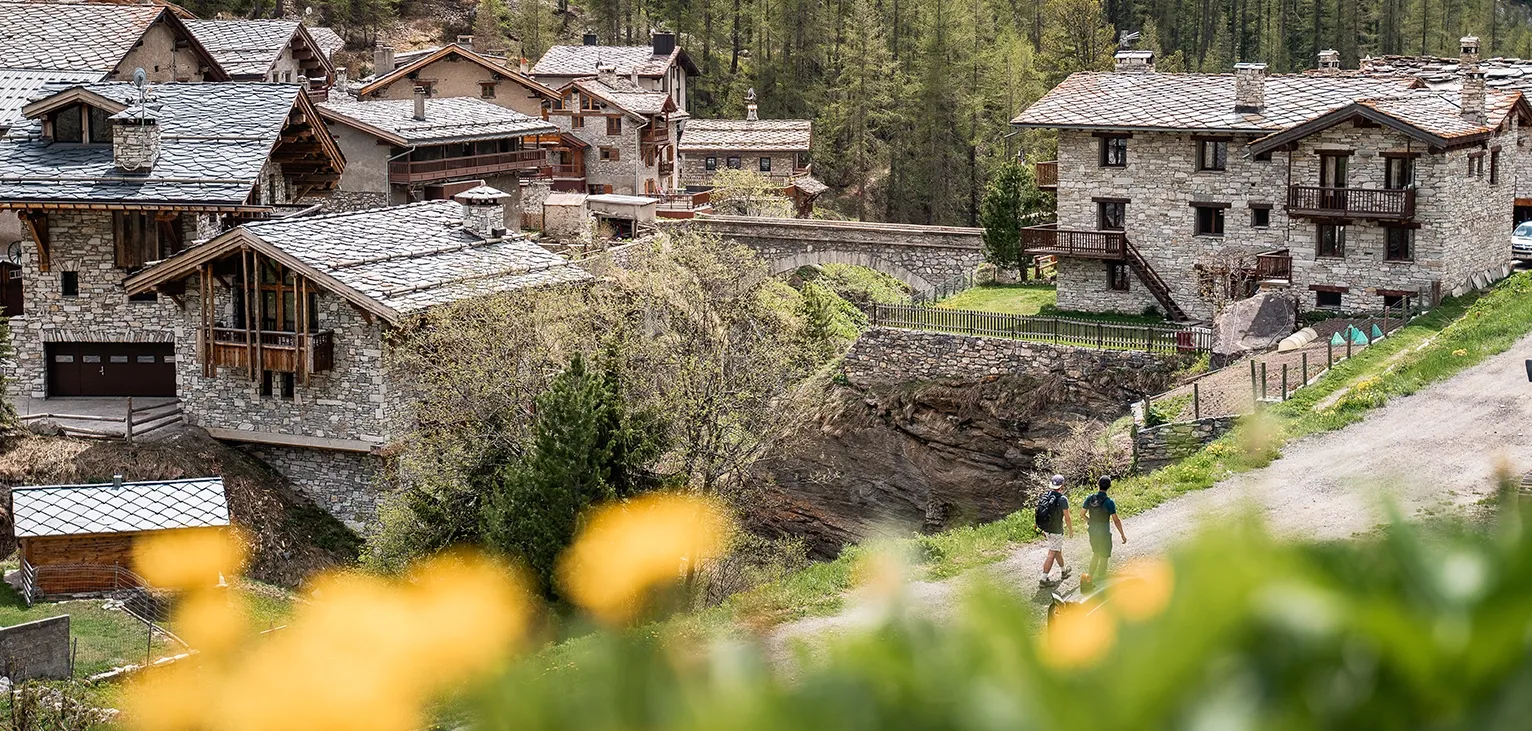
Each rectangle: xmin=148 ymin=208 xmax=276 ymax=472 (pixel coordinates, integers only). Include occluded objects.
xmin=768 ymin=330 xmax=1532 ymax=655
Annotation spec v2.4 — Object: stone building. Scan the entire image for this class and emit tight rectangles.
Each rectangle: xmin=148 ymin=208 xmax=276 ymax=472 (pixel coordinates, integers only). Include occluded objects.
xmin=356 ymin=44 xmax=559 ymax=120
xmin=317 ymin=93 xmax=556 ymax=213
xmin=0 ymin=2 xmax=226 ymax=84
xmin=678 ymin=90 xmax=813 ymax=186
xmin=1013 ymin=44 xmax=1527 ymax=319
xmin=122 ymin=188 xmax=591 ymax=527
xmin=547 ymin=67 xmax=683 ymax=195
xmin=0 ymin=81 xmax=343 ymax=402
xmin=531 ymin=32 xmax=698 ymax=113
xmin=184 ymin=18 xmax=335 ymax=88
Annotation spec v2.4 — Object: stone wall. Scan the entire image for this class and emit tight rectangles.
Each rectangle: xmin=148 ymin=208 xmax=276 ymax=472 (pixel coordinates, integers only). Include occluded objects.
xmin=366 ymin=57 xmax=548 ymax=118
xmin=240 ymin=444 xmax=385 ymax=530
xmin=678 ymin=151 xmax=800 ymax=186
xmin=843 ymin=327 xmax=1187 ymax=401
xmin=1133 ymin=415 xmax=1239 ymax=471
xmin=0 ymin=615 xmax=70 ymax=682
xmin=119 ymin=21 xmax=211 ymax=82
xmin=687 ymin=215 xmax=984 ymax=292
xmin=308 ymin=190 xmax=391 ymax=213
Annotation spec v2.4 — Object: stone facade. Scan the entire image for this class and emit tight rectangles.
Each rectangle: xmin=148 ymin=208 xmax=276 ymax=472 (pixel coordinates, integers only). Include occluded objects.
xmin=678 ymin=151 xmax=802 ymax=186
xmin=241 ymin=444 xmax=385 ymax=529
xmin=1132 ymin=415 xmax=1239 ymax=471
xmin=549 ymin=110 xmax=675 ymax=194
xmin=364 ymin=52 xmax=551 ymax=118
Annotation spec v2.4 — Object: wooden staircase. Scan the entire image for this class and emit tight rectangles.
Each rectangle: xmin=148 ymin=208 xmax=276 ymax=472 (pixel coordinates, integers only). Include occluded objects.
xmin=1124 ymin=241 xmax=1189 ymax=322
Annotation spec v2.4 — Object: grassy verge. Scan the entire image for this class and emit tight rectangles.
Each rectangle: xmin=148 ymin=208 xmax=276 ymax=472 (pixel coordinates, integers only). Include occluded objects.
xmin=707 ymin=272 xmax=1532 ymax=629
xmin=936 ymin=283 xmax=1056 ymax=315
xmin=0 ymin=584 xmax=179 ymax=677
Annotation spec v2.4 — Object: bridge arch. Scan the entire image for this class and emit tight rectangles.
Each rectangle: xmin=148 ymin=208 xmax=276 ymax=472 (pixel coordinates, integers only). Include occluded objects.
xmin=767 ymin=250 xmax=936 ymax=293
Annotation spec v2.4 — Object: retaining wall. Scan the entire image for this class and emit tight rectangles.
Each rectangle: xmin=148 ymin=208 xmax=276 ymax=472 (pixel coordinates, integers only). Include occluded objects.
xmin=1133 ymin=416 xmax=1240 ymax=471
xmin=0 ymin=615 xmax=70 ymax=682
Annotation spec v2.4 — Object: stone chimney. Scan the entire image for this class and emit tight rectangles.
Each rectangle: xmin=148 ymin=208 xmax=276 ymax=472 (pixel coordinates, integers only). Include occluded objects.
xmin=1317 ymin=49 xmax=1341 ymax=74
xmin=335 ymin=66 xmax=347 ymax=86
xmin=1461 ymin=36 xmax=1481 ymax=68
xmin=518 ymin=58 xmax=529 ymax=73
xmin=1234 ymin=62 xmax=1267 ymax=113
xmin=596 ymin=60 xmax=617 ymax=86
xmin=583 ymin=33 xmax=599 ymax=45
xmin=457 ymin=34 xmax=475 ymax=51
xmin=454 ymin=186 xmax=512 ymax=239
xmin=110 ymin=105 xmax=160 ymax=172
xmin=373 ymin=44 xmax=395 ymax=74
xmin=1113 ymin=50 xmax=1154 ymax=73
xmin=1462 ymin=68 xmax=1487 ymax=124
xmin=652 ymin=31 xmax=676 ymax=57
xmin=745 ymin=87 xmax=758 ymax=121
xmin=413 ymin=85 xmax=427 ymax=120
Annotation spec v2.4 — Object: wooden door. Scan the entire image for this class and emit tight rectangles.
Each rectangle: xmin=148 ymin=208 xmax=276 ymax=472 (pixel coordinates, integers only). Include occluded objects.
xmin=46 ymin=342 xmax=175 ymax=397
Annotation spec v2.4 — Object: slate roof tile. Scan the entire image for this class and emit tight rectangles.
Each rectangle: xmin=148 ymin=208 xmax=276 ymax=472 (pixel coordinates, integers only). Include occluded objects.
xmin=0 ymin=2 xmax=165 ymax=73
xmin=571 ymin=76 xmax=672 ymax=116
xmin=183 ymin=19 xmax=302 ymax=78
xmin=12 ymin=477 xmax=230 ymax=537
xmin=679 ymin=119 xmax=811 ymax=151
xmin=533 ymin=44 xmax=681 ymax=77
xmin=0 ymin=68 xmax=103 ymax=129
xmin=318 ymin=96 xmax=555 ymax=144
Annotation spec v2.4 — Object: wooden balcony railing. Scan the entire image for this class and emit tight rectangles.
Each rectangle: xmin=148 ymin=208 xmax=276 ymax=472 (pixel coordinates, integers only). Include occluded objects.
xmin=658 ymin=160 xmax=675 ymax=175
xmin=1035 ymin=160 xmax=1058 ymax=188
xmin=388 ymin=149 xmax=546 ymax=184
xmin=207 ymin=328 xmax=334 ymax=374
xmin=548 ymin=163 xmax=584 ymax=178
xmin=657 ymin=190 xmax=711 ymax=209
xmin=1254 ymin=249 xmax=1293 ymax=282
xmin=642 ymin=127 xmax=671 ymax=145
xmin=1286 ymin=185 xmax=1415 ymax=220
xmin=1020 ymin=223 xmax=1126 ymax=259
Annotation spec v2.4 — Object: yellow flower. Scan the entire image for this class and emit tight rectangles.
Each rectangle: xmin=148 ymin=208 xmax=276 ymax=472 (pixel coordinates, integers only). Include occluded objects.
xmin=133 ymin=527 xmax=247 ymax=591
xmin=172 ymin=590 xmax=248 ymax=658
xmin=558 ymin=493 xmax=731 ymax=625
xmin=1452 ymin=349 xmax=1468 ymax=357
xmin=1040 ymin=603 xmax=1116 ymax=670
xmin=1113 ymin=558 xmax=1175 ymax=621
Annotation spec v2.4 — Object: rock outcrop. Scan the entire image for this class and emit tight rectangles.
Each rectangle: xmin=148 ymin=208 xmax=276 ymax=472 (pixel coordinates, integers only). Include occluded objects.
xmin=1212 ymin=292 xmax=1297 ymax=366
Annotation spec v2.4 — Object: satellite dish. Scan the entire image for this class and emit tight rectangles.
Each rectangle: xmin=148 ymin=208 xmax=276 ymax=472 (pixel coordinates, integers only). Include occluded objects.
xmin=4 ymin=241 xmax=22 ymax=266
xmin=133 ymin=67 xmax=148 ymax=89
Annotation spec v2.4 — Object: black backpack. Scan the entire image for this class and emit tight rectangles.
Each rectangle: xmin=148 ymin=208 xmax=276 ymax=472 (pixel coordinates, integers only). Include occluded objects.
xmin=1034 ymin=490 xmax=1062 ymax=528
xmin=1083 ymin=491 xmax=1106 ymax=521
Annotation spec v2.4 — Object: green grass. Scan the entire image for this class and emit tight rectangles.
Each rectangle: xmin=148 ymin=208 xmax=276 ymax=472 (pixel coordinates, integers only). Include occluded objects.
xmin=0 ymin=583 xmax=179 ymax=677
xmin=936 ymin=283 xmax=1056 ymax=315
xmin=1037 ymin=304 xmax=1167 ymax=324
xmin=696 ymin=272 xmax=1532 ymax=630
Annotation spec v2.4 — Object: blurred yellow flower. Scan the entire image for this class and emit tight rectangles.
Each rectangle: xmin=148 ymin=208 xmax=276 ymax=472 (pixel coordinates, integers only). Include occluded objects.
xmin=1353 ymin=377 xmax=1380 ymax=393
xmin=133 ymin=527 xmax=247 ymax=591
xmin=1040 ymin=604 xmax=1115 ymax=670
xmin=1453 ymin=349 xmax=1468 ymax=357
xmin=1114 ymin=558 xmax=1175 ymax=621
xmin=172 ymin=590 xmax=248 ymax=658
xmin=558 ymin=493 xmax=731 ymax=624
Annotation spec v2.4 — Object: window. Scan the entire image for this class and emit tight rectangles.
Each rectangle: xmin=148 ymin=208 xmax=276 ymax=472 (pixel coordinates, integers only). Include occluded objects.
xmin=759 ymin=157 xmax=772 ymax=172
xmin=1469 ymin=153 xmax=1485 ymax=178
xmin=572 ymin=115 xmax=586 ymax=128
xmin=60 ymin=271 xmax=78 ymax=297
xmin=479 ymin=82 xmax=497 ymax=98
xmin=1384 ymin=156 xmax=1415 ymax=189
xmin=1253 ymin=150 xmax=1273 ymax=162
xmin=88 ymin=106 xmax=112 ymax=144
xmin=606 ymin=117 xmax=622 ymax=135
xmin=705 ymin=156 xmax=717 ymax=171
xmin=1490 ymin=149 xmax=1502 ymax=184
xmin=1316 ymin=224 xmax=1346 ymax=257
xmin=599 ymin=146 xmax=620 ymax=161
xmin=1193 ymin=204 xmax=1225 ymax=236
xmin=1383 ymin=294 xmax=1406 ymax=309
xmin=1196 ymin=139 xmax=1227 ymax=171
xmin=53 ymin=106 xmax=83 ymax=143
xmin=1107 ymin=262 xmax=1130 ymax=291
xmin=128 ymin=291 xmax=158 ymax=302
xmin=1099 ymin=136 xmax=1128 ymax=167
xmin=1319 ymin=153 xmax=1349 ymax=188
xmin=580 ymin=93 xmax=597 ymax=111
xmin=1097 ymin=200 xmax=1126 ymax=230
xmin=1385 ymin=227 xmax=1413 ymax=261
xmin=1250 ymin=206 xmax=1271 ymax=228
xmin=1315 ymin=290 xmax=1343 ymax=309
xmin=727 ymin=156 xmax=741 ymax=169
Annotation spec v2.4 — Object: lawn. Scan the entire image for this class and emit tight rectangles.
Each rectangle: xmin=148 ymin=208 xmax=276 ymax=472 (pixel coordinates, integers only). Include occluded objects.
xmin=0 ymin=583 xmax=179 ymax=677
xmin=936 ymin=283 xmax=1056 ymax=315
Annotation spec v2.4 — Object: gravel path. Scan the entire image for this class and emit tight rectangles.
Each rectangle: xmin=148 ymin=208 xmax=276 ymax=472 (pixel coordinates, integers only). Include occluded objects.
xmin=768 ymin=329 xmax=1532 ymax=655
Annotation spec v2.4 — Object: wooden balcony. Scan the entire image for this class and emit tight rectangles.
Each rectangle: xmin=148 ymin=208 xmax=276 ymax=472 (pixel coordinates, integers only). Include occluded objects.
xmin=1254 ymin=249 xmax=1293 ymax=282
xmin=388 ymin=149 xmax=546 ymax=184
xmin=1020 ymin=224 xmax=1126 ymax=259
xmin=206 ymin=328 xmax=334 ymax=374
xmin=1035 ymin=160 xmax=1058 ymax=189
xmin=1286 ymin=185 xmax=1415 ymax=220
xmin=641 ymin=126 xmax=671 ymax=145
xmin=658 ymin=160 xmax=675 ymax=175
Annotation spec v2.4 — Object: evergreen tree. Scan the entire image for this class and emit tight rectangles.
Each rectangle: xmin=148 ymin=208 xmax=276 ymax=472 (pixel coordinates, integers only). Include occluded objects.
xmin=1038 ymin=0 xmax=1116 ymax=83
xmin=979 ymin=161 xmax=1029 ymax=270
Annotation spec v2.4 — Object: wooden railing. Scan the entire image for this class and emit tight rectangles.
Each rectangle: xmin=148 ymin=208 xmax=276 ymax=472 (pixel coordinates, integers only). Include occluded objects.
xmin=1286 ymin=185 xmax=1415 ymax=219
xmin=207 ymin=328 xmax=334 ymax=374
xmin=547 ymin=163 xmax=584 ymax=178
xmin=1254 ymin=249 xmax=1293 ymax=282
xmin=1035 ymin=160 xmax=1058 ymax=188
xmin=657 ymin=190 xmax=711 ymax=209
xmin=388 ymin=149 xmax=546 ymax=184
xmin=869 ymin=304 xmax=1211 ymax=354
xmin=642 ymin=127 xmax=671 ymax=144
xmin=1021 ymin=223 xmax=1127 ymax=259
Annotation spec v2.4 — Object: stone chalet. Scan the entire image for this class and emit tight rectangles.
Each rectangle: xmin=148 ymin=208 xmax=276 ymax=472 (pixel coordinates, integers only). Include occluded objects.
xmin=1013 ymin=42 xmax=1528 ymax=320
xmin=356 ymin=44 xmax=560 ymax=121
xmin=316 ymin=94 xmax=556 ymax=214
xmin=678 ymin=92 xmax=813 ymax=186
xmin=547 ymin=67 xmax=683 ymax=195
xmin=0 ymin=2 xmax=226 ymax=84
xmin=531 ymin=32 xmax=698 ymax=113
xmin=0 ymin=81 xmax=343 ymax=404
xmin=121 ymin=188 xmax=591 ymax=527
xmin=183 ymin=19 xmax=335 ymax=89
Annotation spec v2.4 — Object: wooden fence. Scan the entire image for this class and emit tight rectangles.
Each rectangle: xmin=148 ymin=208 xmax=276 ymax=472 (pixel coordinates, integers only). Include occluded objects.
xmin=869 ymin=303 xmax=1212 ymax=354
xmin=16 ymin=398 xmax=183 ymax=442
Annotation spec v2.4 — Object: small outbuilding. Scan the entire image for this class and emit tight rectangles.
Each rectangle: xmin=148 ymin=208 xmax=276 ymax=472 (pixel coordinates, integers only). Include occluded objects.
xmin=541 ymin=192 xmax=590 ymax=240
xmin=587 ymin=193 xmax=658 ymax=238
xmin=11 ymin=476 xmax=231 ymax=601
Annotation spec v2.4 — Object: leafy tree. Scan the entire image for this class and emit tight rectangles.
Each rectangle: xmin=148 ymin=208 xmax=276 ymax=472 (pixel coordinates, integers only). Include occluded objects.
xmin=707 ymin=169 xmax=793 ymax=216
xmin=472 ymin=0 xmax=510 ymax=54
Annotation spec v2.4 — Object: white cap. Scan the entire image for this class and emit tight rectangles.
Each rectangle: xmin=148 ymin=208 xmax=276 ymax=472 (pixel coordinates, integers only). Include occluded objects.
xmin=1050 ymin=475 xmax=1066 ymax=488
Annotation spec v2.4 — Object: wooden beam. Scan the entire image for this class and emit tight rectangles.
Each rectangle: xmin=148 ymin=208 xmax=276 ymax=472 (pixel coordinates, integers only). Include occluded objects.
xmin=19 ymin=211 xmax=49 ymax=272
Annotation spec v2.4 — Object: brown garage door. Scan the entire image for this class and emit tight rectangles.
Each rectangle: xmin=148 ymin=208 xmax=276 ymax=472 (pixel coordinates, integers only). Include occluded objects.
xmin=46 ymin=343 xmax=176 ymax=397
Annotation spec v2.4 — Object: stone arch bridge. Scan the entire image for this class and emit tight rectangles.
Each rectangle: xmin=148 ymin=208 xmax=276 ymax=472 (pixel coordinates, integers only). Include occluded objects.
xmin=683 ymin=215 xmax=985 ymax=294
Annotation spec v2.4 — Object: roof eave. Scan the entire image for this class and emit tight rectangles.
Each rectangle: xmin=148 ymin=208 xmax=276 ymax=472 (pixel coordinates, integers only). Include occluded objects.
xmin=1248 ymin=104 xmax=1452 ymax=155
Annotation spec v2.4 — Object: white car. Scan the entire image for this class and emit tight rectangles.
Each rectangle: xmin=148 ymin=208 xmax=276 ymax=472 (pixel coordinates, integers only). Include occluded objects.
xmin=1514 ymin=221 xmax=1532 ymax=261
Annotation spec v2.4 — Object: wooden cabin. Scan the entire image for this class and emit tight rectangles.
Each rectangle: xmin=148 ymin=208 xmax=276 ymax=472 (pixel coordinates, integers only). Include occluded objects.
xmin=11 ymin=476 xmax=230 ymax=601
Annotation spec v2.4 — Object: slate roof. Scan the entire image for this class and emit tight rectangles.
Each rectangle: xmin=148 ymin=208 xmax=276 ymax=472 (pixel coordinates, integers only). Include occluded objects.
xmin=307 ymin=26 xmax=345 ymax=61
xmin=0 ymin=68 xmax=103 ymax=129
xmin=0 ymin=2 xmax=168 ymax=73
xmin=571 ymin=76 xmax=674 ymax=117
xmin=1012 ymin=72 xmax=1422 ymax=132
xmin=183 ymin=19 xmax=304 ymax=78
xmin=533 ymin=44 xmax=695 ymax=78
xmin=318 ymin=96 xmax=555 ymax=144
xmin=12 ymin=477 xmax=230 ymax=537
xmin=0 ymin=82 xmax=308 ymax=206
xmin=679 ymin=119 xmax=811 ymax=152
xmin=1358 ymin=88 xmax=1521 ymax=138
xmin=1342 ymin=55 xmax=1532 ymax=93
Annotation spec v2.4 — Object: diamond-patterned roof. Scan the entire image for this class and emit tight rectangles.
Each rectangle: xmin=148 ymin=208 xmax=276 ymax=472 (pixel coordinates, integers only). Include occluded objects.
xmin=679 ymin=118 xmax=811 ymax=152
xmin=12 ymin=477 xmax=230 ymax=537
xmin=0 ymin=2 xmax=167 ymax=73
xmin=318 ymin=96 xmax=555 ymax=144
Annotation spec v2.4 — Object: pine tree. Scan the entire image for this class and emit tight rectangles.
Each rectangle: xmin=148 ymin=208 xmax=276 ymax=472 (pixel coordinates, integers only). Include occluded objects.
xmin=979 ymin=161 xmax=1028 ymax=270
xmin=1037 ymin=0 xmax=1116 ymax=83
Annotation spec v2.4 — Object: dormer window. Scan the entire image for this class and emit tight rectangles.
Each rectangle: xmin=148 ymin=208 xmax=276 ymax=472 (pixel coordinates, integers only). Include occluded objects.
xmin=47 ymin=104 xmax=113 ymax=144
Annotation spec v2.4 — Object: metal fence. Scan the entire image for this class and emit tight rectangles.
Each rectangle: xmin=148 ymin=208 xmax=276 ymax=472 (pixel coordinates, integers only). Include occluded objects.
xmin=869 ymin=303 xmax=1212 ymax=354
xmin=19 ymin=560 xmax=182 ymax=642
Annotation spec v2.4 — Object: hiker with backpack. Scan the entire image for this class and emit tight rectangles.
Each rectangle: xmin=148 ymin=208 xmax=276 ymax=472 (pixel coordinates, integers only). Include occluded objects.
xmin=1082 ymin=475 xmax=1127 ymax=579
xmin=1036 ymin=474 xmax=1074 ymax=586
